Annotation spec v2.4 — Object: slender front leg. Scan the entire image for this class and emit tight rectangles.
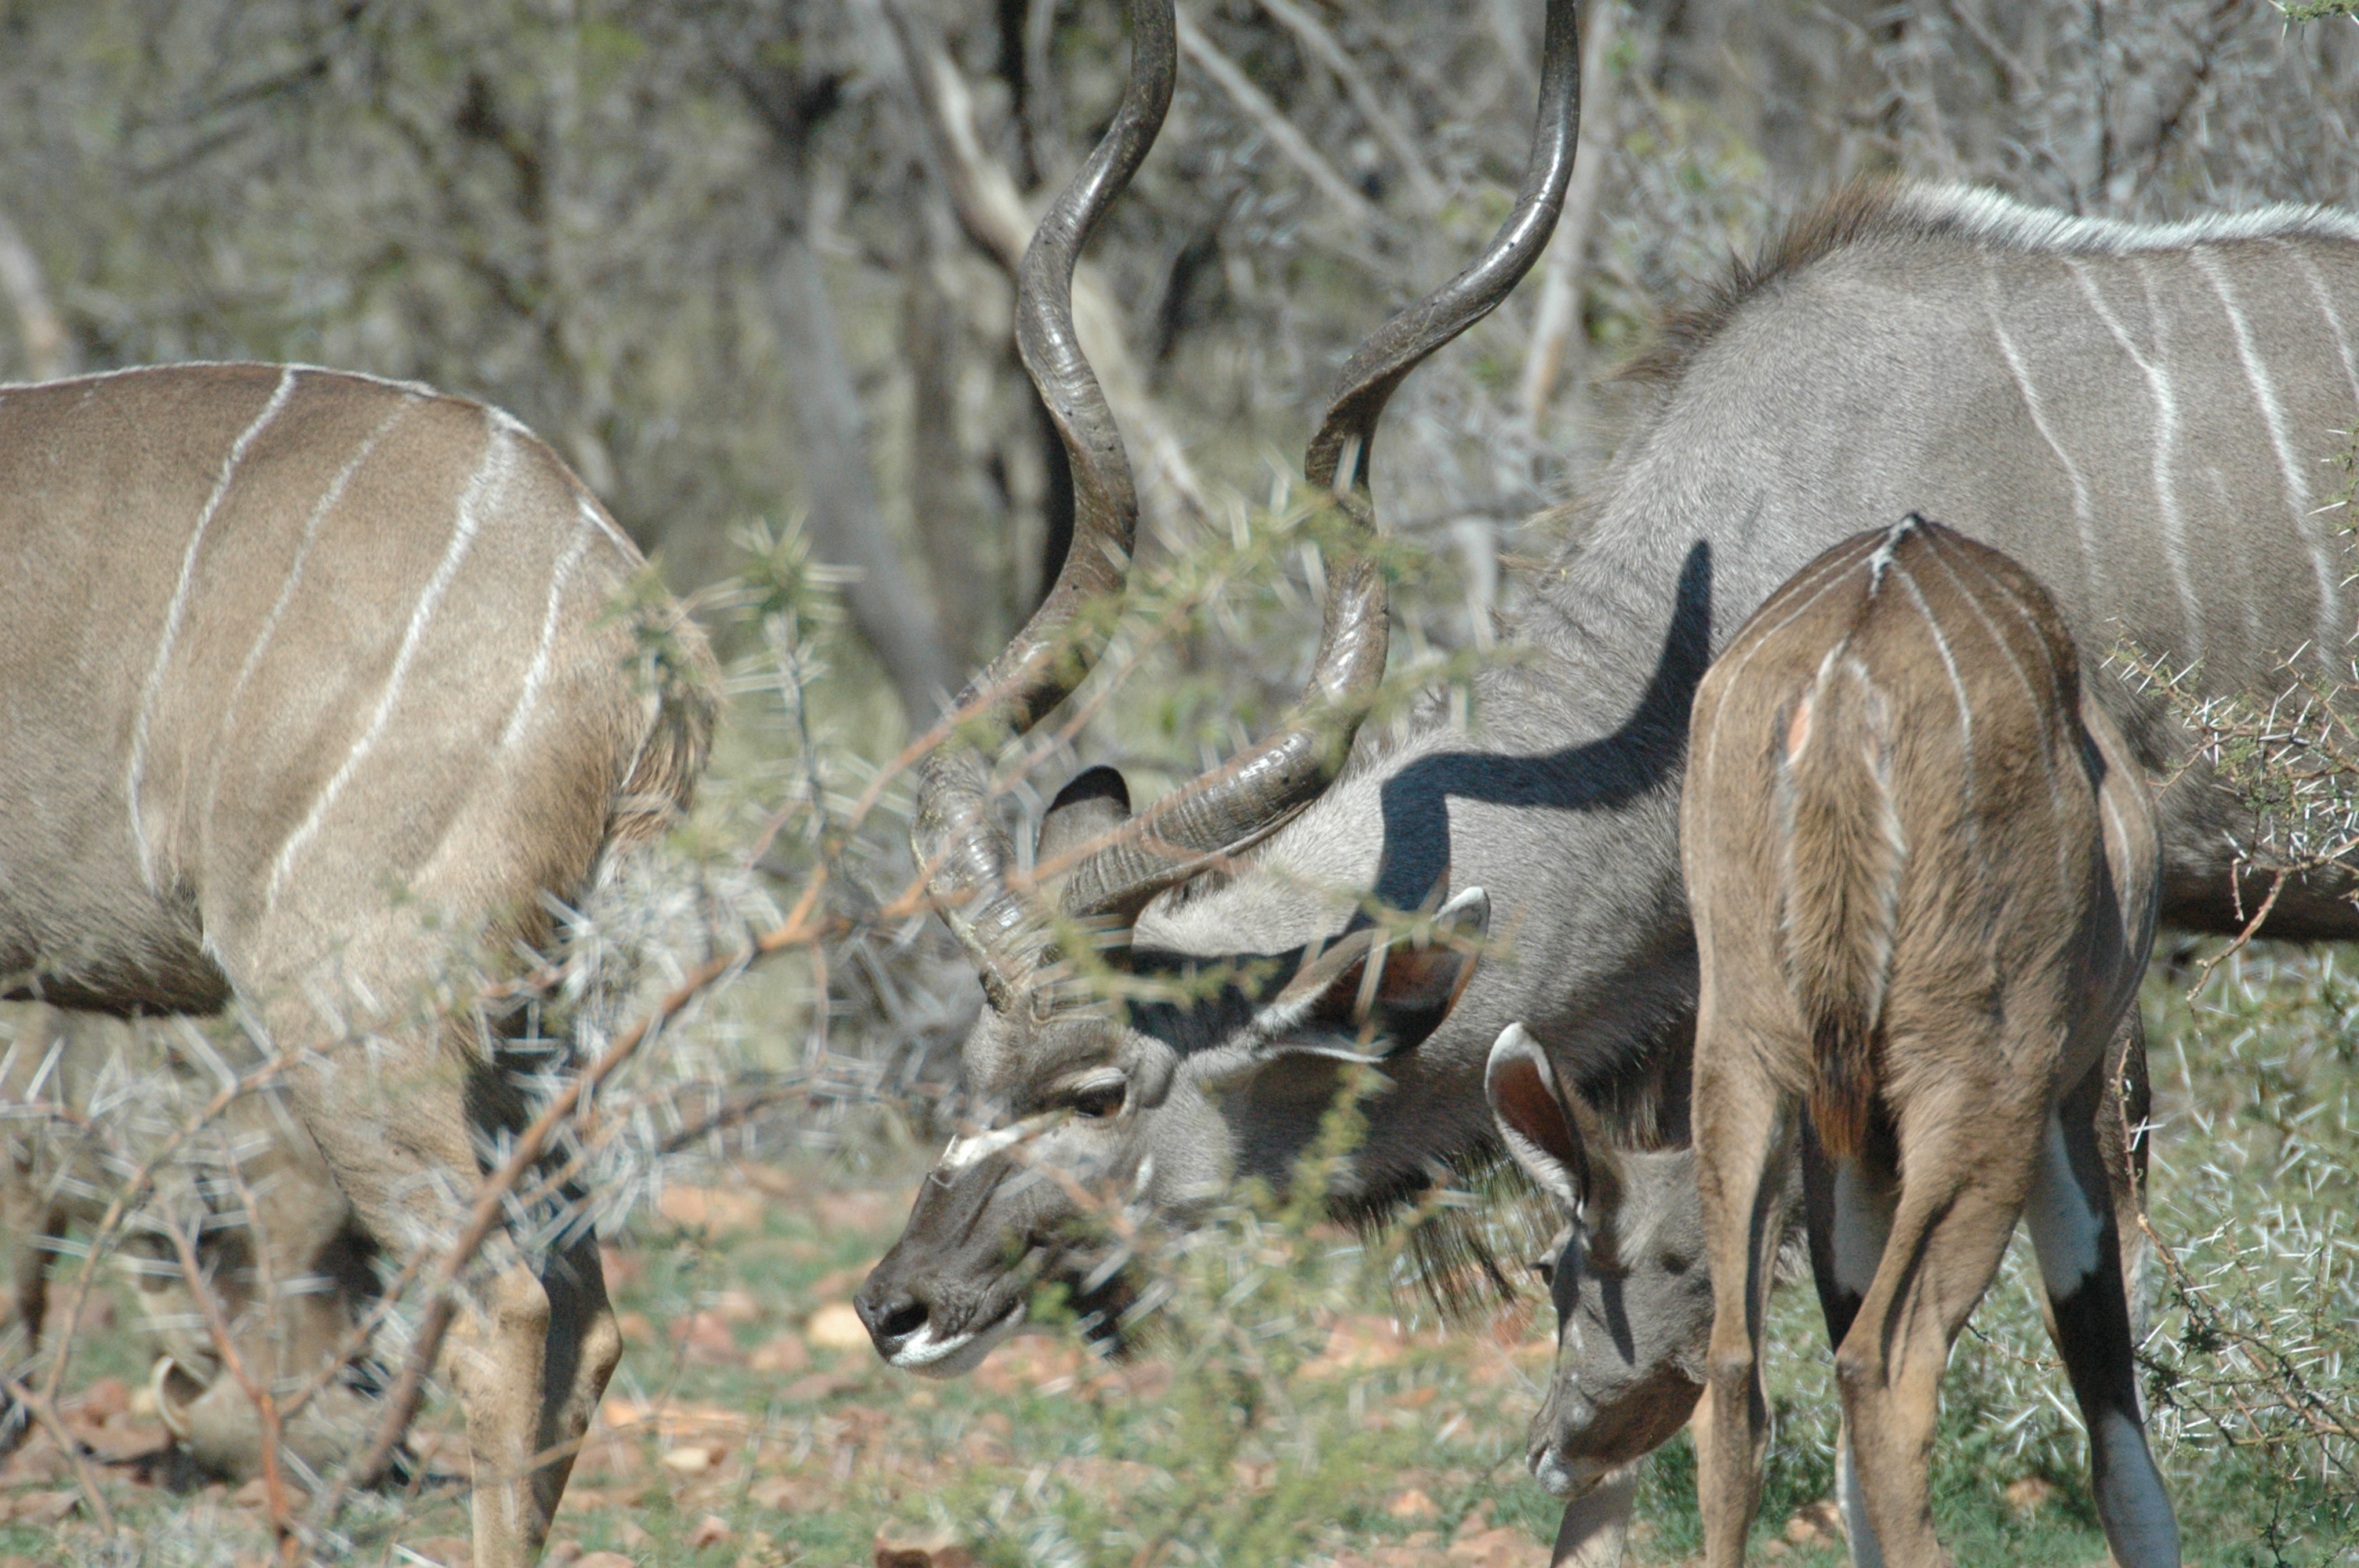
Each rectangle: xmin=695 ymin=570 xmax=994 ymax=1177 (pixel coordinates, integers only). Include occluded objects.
xmin=529 ymin=1224 xmax=624 ymax=1527
xmin=2030 ymin=1065 xmax=2178 ymax=1568
xmin=1834 ymin=1100 xmax=2030 ymax=1568
xmin=1801 ymin=1126 xmax=1895 ymax=1568
xmin=1552 ymin=1458 xmax=1641 ymax=1567
xmin=1696 ymin=1045 xmax=1794 ymax=1568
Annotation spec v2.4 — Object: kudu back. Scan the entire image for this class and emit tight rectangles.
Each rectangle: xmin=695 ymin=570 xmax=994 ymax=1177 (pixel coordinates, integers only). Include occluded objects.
xmin=0 ymin=362 xmax=714 ymax=1566
xmin=1681 ymin=517 xmax=2169 ymax=1566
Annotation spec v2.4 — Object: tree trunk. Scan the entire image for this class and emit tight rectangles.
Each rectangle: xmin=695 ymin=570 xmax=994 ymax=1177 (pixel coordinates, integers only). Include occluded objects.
xmin=772 ymin=228 xmax=958 ymax=725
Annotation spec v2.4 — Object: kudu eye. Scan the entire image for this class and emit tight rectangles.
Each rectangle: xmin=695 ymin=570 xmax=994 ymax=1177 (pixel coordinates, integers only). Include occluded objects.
xmin=1528 ymin=1255 xmax=1557 ymax=1288
xmin=1067 ymin=1080 xmax=1126 ymax=1120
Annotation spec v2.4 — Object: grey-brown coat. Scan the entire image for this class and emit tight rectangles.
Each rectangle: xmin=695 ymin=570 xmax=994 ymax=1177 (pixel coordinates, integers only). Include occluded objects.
xmin=0 ymin=361 xmax=714 ymax=1566
xmin=1683 ymin=517 xmax=2168 ymax=1566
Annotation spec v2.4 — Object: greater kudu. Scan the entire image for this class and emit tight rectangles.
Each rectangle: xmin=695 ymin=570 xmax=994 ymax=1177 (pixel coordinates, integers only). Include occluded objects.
xmin=864 ymin=0 xmax=2356 ymax=1526
xmin=1681 ymin=517 xmax=2172 ymax=1566
xmin=0 ymin=363 xmax=714 ymax=1566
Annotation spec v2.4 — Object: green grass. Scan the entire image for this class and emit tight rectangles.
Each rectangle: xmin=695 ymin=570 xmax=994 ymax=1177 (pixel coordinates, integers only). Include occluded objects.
xmin=11 ymin=946 xmax=2359 ymax=1564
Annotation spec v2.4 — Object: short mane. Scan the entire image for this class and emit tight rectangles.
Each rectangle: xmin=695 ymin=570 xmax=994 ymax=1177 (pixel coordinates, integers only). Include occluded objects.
xmin=1622 ymin=180 xmax=2359 ymax=389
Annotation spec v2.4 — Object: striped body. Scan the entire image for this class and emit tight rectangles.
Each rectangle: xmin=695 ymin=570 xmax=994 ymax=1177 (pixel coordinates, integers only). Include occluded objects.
xmin=870 ymin=182 xmax=2359 ymax=1448
xmin=1684 ymin=518 xmax=2169 ymax=1568
xmin=0 ymin=363 xmax=690 ymax=1014
xmin=1573 ymin=185 xmax=2359 ymax=931
xmin=0 ymin=361 xmax=714 ymax=1567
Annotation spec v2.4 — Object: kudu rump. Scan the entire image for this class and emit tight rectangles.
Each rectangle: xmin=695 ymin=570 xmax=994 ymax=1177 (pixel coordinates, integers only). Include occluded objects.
xmin=1690 ymin=518 xmax=2168 ymax=1565
xmin=0 ymin=364 xmax=714 ymax=1566
xmin=867 ymin=0 xmax=2359 ymax=1360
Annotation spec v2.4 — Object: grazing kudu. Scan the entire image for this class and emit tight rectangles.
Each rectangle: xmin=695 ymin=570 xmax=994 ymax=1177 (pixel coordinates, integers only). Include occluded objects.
xmin=857 ymin=0 xmax=1577 ymax=1369
xmin=1682 ymin=517 xmax=2171 ymax=1566
xmin=865 ymin=0 xmax=2354 ymax=1534
xmin=2 ymin=1003 xmax=387 ymax=1483
xmin=0 ymin=362 xmax=715 ymax=1566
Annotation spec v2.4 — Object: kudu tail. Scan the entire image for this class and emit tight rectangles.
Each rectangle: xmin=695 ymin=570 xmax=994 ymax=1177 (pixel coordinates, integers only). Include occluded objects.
xmin=1773 ymin=652 xmax=1906 ymax=1162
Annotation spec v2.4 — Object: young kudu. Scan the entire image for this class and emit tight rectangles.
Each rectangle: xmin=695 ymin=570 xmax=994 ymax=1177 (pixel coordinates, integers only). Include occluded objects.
xmin=1681 ymin=517 xmax=2171 ymax=1566
xmin=0 ymin=364 xmax=715 ymax=1566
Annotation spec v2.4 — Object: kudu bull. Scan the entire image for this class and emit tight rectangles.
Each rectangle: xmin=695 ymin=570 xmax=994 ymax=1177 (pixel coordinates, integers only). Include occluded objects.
xmin=1685 ymin=517 xmax=2172 ymax=1564
xmin=0 ymin=362 xmax=714 ymax=1566
xmin=864 ymin=0 xmax=2356 ymax=1533
xmin=872 ymin=0 xmax=2359 ymax=1508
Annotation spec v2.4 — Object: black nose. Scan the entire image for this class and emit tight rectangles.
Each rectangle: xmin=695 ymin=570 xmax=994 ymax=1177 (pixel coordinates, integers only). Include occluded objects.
xmin=852 ymin=1283 xmax=930 ymax=1356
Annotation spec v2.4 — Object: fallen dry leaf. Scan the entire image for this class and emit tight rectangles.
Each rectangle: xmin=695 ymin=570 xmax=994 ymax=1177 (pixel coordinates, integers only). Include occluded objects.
xmin=671 ymin=1309 xmax=747 ymax=1364
xmin=1386 ymin=1489 xmax=1439 ymax=1520
xmin=687 ymin=1513 xmax=733 ymax=1548
xmin=750 ymin=1333 xmax=811 ymax=1374
xmin=805 ymin=1301 xmax=871 ymax=1350
xmin=2005 ymin=1475 xmax=2057 ymax=1515
xmin=68 ymin=1377 xmax=130 ymax=1422
xmin=661 ymin=1445 xmax=716 ymax=1475
xmin=777 ymin=1370 xmax=864 ymax=1404
xmin=658 ymin=1184 xmax=766 ymax=1234
xmin=1786 ymin=1497 xmax=1843 ymax=1544
xmin=874 ymin=1522 xmax=976 ymax=1568
xmin=2 ymin=1490 xmax=78 ymax=1526
xmin=1443 ymin=1526 xmax=1543 ymax=1568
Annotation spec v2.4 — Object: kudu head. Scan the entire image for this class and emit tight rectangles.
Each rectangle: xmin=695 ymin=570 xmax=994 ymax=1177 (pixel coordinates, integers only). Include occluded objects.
xmin=1485 ymin=1024 xmax=1710 ymax=1499
xmin=856 ymin=0 xmax=1586 ymax=1374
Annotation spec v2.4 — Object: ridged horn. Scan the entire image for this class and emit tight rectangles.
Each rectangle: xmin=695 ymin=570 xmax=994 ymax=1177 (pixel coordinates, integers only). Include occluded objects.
xmin=1061 ymin=0 xmax=1586 ymax=923
xmin=908 ymin=0 xmax=1176 ymax=1003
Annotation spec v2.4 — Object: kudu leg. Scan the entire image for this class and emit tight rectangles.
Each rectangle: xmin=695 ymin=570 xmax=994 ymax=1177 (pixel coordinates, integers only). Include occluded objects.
xmin=2027 ymin=1061 xmax=2178 ymax=1567
xmin=1832 ymin=1102 xmax=2034 ymax=1568
xmin=1800 ymin=1127 xmax=1895 ymax=1568
xmin=278 ymin=1031 xmax=565 ymax=1568
xmin=1695 ymin=1049 xmax=1794 ymax=1568
xmin=1551 ymin=1457 xmax=1641 ymax=1567
xmin=525 ymin=1215 xmax=623 ymax=1530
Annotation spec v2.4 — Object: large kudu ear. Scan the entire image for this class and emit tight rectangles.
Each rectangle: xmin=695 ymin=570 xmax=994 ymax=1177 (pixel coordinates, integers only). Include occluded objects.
xmin=1037 ymin=766 xmax=1132 ymax=867
xmin=1263 ymin=885 xmax=1488 ymax=1058
xmin=1485 ymin=1022 xmax=1623 ymax=1218
xmin=1034 ymin=765 xmax=1133 ymax=916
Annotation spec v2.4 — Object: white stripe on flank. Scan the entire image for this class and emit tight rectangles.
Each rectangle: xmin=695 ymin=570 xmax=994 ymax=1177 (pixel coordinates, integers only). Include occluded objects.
xmin=500 ymin=518 xmax=595 ymax=751
xmin=126 ymin=366 xmax=298 ymax=887
xmin=577 ymin=492 xmax=635 ymax=556
xmin=1917 ymin=535 xmax=2077 ymax=899
xmin=2067 ymin=258 xmax=2203 ymax=660
xmin=204 ymin=396 xmax=417 ymax=841
xmin=1887 ymin=560 xmax=1978 ymax=818
xmin=267 ymin=417 xmax=514 ymax=908
xmin=2195 ymin=250 xmax=2340 ymax=659
xmin=1982 ymin=260 xmax=2098 ymax=599
xmin=2284 ymin=246 xmax=2359 ymax=405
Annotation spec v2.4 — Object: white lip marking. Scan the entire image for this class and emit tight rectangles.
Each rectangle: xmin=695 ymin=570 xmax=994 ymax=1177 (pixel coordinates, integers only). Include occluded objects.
xmin=888 ymin=1301 xmax=1027 ymax=1377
